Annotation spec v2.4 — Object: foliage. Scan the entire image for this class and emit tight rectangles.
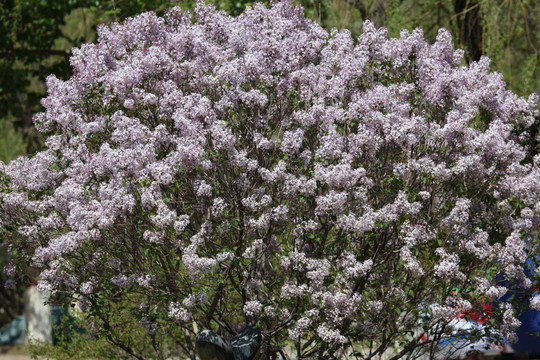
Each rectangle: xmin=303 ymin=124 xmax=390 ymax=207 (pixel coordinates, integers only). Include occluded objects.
xmin=1 ymin=1 xmax=539 ymax=359
xmin=0 ymin=116 xmax=26 ymax=164
xmin=479 ymin=0 xmax=539 ymax=97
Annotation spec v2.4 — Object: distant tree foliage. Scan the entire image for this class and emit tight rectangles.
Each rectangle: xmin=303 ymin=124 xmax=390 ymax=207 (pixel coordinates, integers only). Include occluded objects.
xmin=0 ymin=116 xmax=26 ymax=164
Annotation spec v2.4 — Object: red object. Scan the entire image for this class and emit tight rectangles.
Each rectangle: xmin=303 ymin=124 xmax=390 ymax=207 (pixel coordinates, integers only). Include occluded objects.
xmin=459 ymin=303 xmax=493 ymax=324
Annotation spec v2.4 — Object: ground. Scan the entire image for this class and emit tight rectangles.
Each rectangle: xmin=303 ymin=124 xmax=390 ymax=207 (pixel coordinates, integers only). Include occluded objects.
xmin=0 ymin=345 xmax=31 ymax=360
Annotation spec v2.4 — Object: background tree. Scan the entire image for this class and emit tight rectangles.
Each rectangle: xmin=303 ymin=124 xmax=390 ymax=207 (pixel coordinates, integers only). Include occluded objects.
xmin=1 ymin=2 xmax=539 ymax=359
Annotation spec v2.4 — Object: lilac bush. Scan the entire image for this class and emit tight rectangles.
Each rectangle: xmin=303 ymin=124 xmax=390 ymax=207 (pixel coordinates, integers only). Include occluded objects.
xmin=1 ymin=1 xmax=539 ymax=358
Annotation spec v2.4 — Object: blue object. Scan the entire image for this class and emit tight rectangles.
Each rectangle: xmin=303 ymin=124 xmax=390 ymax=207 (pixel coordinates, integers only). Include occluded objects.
xmin=498 ymin=255 xmax=540 ymax=354
xmin=0 ymin=315 xmax=25 ymax=345
xmin=512 ymin=294 xmax=540 ymax=354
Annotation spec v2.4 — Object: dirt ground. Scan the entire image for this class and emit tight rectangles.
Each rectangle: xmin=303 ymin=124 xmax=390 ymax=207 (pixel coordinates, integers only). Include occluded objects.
xmin=0 ymin=345 xmax=32 ymax=360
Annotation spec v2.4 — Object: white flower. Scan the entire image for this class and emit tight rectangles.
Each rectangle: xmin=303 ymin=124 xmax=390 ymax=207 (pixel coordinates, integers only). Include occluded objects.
xmin=243 ymin=300 xmax=263 ymax=317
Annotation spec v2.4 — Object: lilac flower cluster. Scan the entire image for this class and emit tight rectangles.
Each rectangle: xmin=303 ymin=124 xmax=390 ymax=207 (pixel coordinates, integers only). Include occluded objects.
xmin=0 ymin=1 xmax=538 ymax=358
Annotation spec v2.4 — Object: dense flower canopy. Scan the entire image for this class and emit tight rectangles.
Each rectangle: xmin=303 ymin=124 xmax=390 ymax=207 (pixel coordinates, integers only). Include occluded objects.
xmin=1 ymin=1 xmax=539 ymax=358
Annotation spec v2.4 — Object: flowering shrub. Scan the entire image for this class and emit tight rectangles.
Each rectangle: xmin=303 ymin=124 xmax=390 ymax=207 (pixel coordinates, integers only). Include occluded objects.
xmin=1 ymin=1 xmax=539 ymax=358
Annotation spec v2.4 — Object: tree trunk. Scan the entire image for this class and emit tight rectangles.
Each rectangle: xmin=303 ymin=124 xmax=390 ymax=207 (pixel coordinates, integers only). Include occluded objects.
xmin=454 ymin=0 xmax=484 ymax=62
